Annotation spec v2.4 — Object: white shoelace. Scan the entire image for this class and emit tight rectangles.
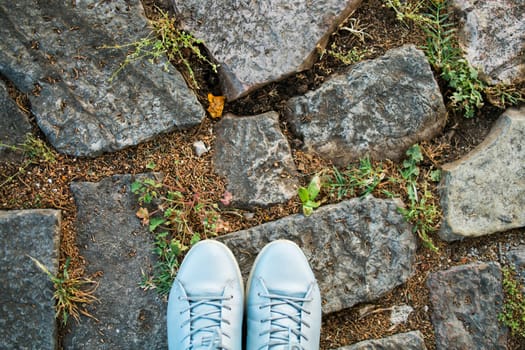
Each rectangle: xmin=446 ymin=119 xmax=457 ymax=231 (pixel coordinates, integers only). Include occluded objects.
xmin=179 ymin=295 xmax=232 ymax=350
xmin=257 ymin=291 xmax=312 ymax=349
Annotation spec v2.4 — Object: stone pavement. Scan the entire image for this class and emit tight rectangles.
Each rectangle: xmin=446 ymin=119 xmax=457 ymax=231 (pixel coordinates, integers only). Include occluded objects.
xmin=1 ymin=0 xmax=524 ymax=349
xmin=0 ymin=210 xmax=60 ymax=350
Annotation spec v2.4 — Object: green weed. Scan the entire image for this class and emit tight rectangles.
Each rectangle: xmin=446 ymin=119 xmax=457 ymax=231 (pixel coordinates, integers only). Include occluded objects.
xmin=132 ymin=176 xmax=229 ymax=295
xmin=325 ymin=157 xmax=386 ymax=199
xmin=326 ymin=43 xmax=368 ymax=65
xmin=0 ymin=133 xmax=57 ymax=188
xmin=499 ymin=266 xmax=525 ymax=338
xmin=298 ymin=174 xmax=322 ymax=216
xmin=397 ymin=144 xmax=439 ymax=251
xmin=385 ymin=0 xmax=487 ymax=118
xmin=384 ymin=0 xmax=431 ymax=26
xmin=105 ymin=8 xmax=217 ymax=89
xmin=29 ymin=256 xmax=98 ymax=325
xmin=422 ymin=0 xmax=485 ymax=117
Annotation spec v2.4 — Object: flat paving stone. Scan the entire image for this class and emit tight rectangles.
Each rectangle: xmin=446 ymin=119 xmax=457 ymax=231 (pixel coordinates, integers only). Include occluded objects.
xmin=334 ymin=330 xmax=427 ymax=350
xmin=174 ymin=0 xmax=362 ymax=100
xmin=0 ymin=0 xmax=204 ymax=157
xmin=0 ymin=209 xmax=61 ymax=350
xmin=64 ymin=174 xmax=166 ymax=349
xmin=427 ymin=262 xmax=507 ymax=350
xmin=214 ymin=112 xmax=298 ymax=209
xmin=439 ymin=107 xmax=525 ymax=241
xmin=0 ymin=80 xmax=31 ymax=162
xmin=286 ymin=45 xmax=446 ymax=165
xmin=219 ymin=196 xmax=416 ymax=314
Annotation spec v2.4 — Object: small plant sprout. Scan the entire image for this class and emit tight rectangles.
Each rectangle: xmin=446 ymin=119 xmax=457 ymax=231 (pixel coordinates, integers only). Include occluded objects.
xmin=397 ymin=144 xmax=439 ymax=252
xmin=327 ymin=43 xmax=368 ymax=65
xmin=298 ymin=174 xmax=323 ymax=216
xmin=499 ymin=266 xmax=525 ymax=338
xmin=29 ymin=256 xmax=98 ymax=325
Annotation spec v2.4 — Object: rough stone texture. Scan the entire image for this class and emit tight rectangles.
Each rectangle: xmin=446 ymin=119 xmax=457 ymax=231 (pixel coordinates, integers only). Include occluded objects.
xmin=0 ymin=209 xmax=61 ymax=350
xmin=506 ymin=244 xmax=525 ymax=283
xmin=214 ymin=112 xmax=298 ymax=209
xmin=64 ymin=174 xmax=166 ymax=349
xmin=173 ymin=0 xmax=362 ymax=100
xmin=0 ymin=0 xmax=204 ymax=157
xmin=439 ymin=107 xmax=525 ymax=241
xmin=427 ymin=262 xmax=507 ymax=350
xmin=286 ymin=45 xmax=446 ymax=165
xmin=218 ymin=196 xmax=416 ymax=314
xmin=335 ymin=331 xmax=427 ymax=350
xmin=0 ymin=80 xmax=31 ymax=162
xmin=450 ymin=0 xmax=525 ymax=85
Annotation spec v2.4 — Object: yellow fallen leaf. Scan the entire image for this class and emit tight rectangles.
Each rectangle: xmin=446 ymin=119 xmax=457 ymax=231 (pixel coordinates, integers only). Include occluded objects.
xmin=207 ymin=93 xmax=225 ymax=119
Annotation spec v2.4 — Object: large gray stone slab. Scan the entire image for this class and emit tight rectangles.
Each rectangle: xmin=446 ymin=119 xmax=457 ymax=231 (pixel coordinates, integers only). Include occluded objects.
xmin=335 ymin=331 xmax=427 ymax=350
xmin=286 ymin=45 xmax=446 ymax=165
xmin=214 ymin=112 xmax=298 ymax=209
xmin=450 ymin=0 xmax=525 ymax=85
xmin=439 ymin=107 xmax=525 ymax=241
xmin=218 ymin=196 xmax=417 ymax=314
xmin=64 ymin=174 xmax=166 ymax=349
xmin=173 ymin=0 xmax=362 ymax=100
xmin=427 ymin=262 xmax=507 ymax=350
xmin=0 ymin=209 xmax=61 ymax=350
xmin=0 ymin=80 xmax=31 ymax=162
xmin=0 ymin=0 xmax=204 ymax=157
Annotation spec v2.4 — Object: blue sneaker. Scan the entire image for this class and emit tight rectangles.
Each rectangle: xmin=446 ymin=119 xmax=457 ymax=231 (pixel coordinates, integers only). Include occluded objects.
xmin=167 ymin=240 xmax=243 ymax=350
xmin=246 ymin=240 xmax=322 ymax=350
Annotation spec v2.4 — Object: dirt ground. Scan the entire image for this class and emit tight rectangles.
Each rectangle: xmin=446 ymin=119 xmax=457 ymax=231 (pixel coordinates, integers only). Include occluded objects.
xmin=1 ymin=0 xmax=524 ymax=348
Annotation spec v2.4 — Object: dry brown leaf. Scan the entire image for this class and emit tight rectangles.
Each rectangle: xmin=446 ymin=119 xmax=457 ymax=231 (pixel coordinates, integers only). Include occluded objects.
xmin=136 ymin=207 xmax=149 ymax=226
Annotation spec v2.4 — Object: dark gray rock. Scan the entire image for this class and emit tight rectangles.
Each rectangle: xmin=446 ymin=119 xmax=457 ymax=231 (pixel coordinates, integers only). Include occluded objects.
xmin=439 ymin=107 xmax=525 ymax=241
xmin=335 ymin=331 xmax=427 ymax=350
xmin=506 ymin=244 xmax=525 ymax=284
xmin=64 ymin=174 xmax=166 ymax=349
xmin=173 ymin=0 xmax=362 ymax=100
xmin=0 ymin=80 xmax=31 ymax=162
xmin=0 ymin=0 xmax=204 ymax=157
xmin=218 ymin=196 xmax=416 ymax=314
xmin=450 ymin=0 xmax=525 ymax=85
xmin=214 ymin=112 xmax=298 ymax=209
xmin=427 ymin=262 xmax=507 ymax=350
xmin=286 ymin=45 xmax=446 ymax=165
xmin=0 ymin=209 xmax=61 ymax=350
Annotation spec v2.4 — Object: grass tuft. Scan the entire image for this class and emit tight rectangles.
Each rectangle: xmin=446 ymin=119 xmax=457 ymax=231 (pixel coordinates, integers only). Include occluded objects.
xmin=29 ymin=256 xmax=98 ymax=325
xmin=104 ymin=8 xmax=217 ymax=89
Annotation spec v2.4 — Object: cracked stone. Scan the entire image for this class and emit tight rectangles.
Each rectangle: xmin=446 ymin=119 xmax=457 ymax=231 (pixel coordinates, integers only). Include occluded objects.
xmin=173 ymin=0 xmax=362 ymax=100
